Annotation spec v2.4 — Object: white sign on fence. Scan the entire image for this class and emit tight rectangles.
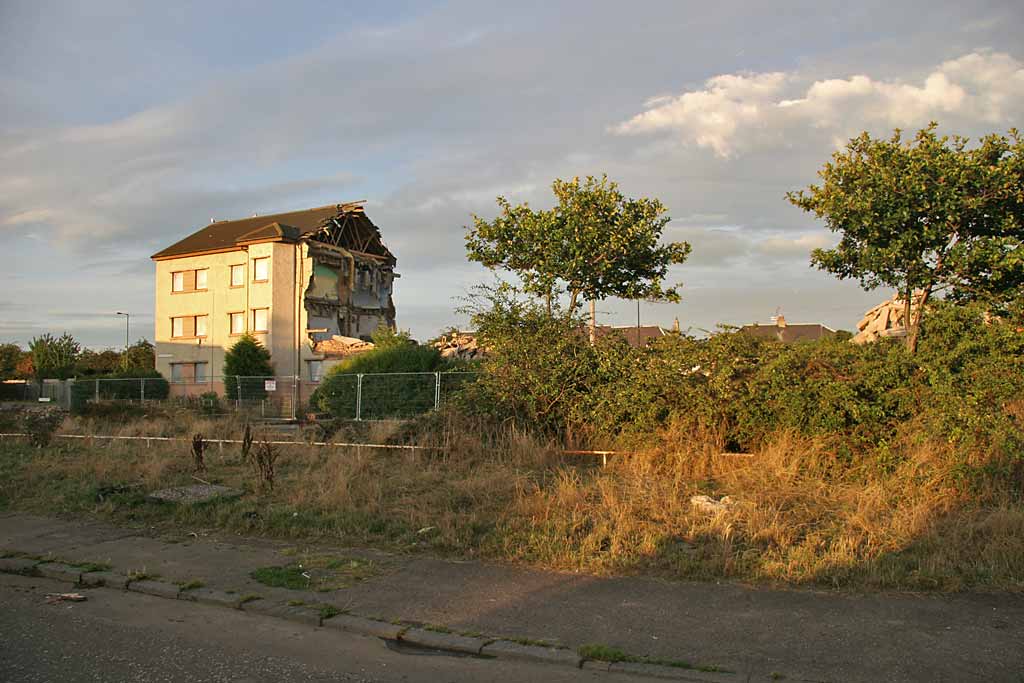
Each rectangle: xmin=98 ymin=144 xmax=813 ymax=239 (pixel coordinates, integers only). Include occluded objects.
xmin=264 ymin=380 xmax=276 ymax=392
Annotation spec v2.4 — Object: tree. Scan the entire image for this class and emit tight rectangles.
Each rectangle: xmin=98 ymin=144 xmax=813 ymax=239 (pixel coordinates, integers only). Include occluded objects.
xmin=223 ymin=334 xmax=274 ymax=399
xmin=122 ymin=339 xmax=156 ymax=371
xmin=466 ymin=175 xmax=691 ymax=316
xmin=787 ymin=123 xmax=1024 ymax=353
xmin=0 ymin=343 xmax=23 ymax=380
xmin=28 ymin=332 xmax=80 ymax=381
xmin=75 ymin=349 xmax=122 ymax=376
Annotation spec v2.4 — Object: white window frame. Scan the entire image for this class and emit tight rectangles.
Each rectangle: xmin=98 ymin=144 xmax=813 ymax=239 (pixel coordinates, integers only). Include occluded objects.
xmin=253 ymin=257 xmax=269 ymax=282
xmin=195 ymin=315 xmax=208 ymax=338
xmin=172 ymin=271 xmax=185 ymax=292
xmin=230 ymin=264 xmax=245 ymax=287
xmin=229 ymin=312 xmax=245 ymax=335
xmin=252 ymin=308 xmax=269 ymax=332
xmin=171 ymin=317 xmax=184 ymax=338
xmin=195 ymin=268 xmax=208 ymax=290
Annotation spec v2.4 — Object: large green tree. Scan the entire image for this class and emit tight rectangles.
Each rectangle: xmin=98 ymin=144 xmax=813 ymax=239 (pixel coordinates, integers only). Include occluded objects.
xmin=466 ymin=175 xmax=691 ymax=315
xmin=787 ymin=123 xmax=1024 ymax=352
xmin=28 ymin=332 xmax=80 ymax=381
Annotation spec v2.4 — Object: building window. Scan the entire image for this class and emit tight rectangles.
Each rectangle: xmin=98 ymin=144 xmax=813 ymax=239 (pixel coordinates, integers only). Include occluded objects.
xmin=252 ymin=308 xmax=269 ymax=332
xmin=230 ymin=264 xmax=245 ymax=287
xmin=171 ymin=269 xmax=206 ymax=293
xmin=253 ymin=257 xmax=269 ymax=282
xmin=170 ymin=362 xmax=209 ymax=384
xmin=171 ymin=315 xmax=207 ymax=339
xmin=308 ymin=360 xmax=323 ymax=382
xmin=229 ymin=311 xmax=245 ymax=335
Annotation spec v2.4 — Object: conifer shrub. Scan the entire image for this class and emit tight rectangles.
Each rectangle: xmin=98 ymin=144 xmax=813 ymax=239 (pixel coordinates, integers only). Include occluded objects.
xmin=223 ymin=334 xmax=274 ymax=400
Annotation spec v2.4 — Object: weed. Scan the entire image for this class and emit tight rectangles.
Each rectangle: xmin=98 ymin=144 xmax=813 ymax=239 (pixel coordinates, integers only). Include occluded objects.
xmin=251 ymin=555 xmax=380 ymax=592
xmin=249 ymin=440 xmax=278 ymax=493
xmin=21 ymin=409 xmax=64 ymax=448
xmin=237 ymin=594 xmax=261 ymax=605
xmin=191 ymin=434 xmax=207 ymax=473
xmin=178 ymin=579 xmax=205 ymax=590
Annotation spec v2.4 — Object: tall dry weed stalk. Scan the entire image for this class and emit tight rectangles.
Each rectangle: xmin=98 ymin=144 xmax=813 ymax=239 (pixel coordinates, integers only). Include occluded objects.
xmin=190 ymin=433 xmax=207 ymax=473
xmin=248 ymin=440 xmax=279 ymax=493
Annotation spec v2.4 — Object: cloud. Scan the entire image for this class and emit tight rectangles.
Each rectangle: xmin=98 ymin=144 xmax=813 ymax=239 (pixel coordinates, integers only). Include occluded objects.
xmin=614 ymin=51 xmax=1024 ymax=157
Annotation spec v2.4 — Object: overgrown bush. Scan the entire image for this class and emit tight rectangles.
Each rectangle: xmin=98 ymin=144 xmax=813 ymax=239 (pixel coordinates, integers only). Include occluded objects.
xmin=463 ymin=294 xmax=1024 ymax=485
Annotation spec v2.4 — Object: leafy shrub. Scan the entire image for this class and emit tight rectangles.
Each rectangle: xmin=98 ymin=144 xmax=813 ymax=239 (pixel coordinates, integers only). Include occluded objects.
xmin=465 ymin=294 xmax=1024 ymax=482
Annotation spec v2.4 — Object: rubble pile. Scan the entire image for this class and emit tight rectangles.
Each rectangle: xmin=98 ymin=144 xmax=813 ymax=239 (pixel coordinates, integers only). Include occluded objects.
xmin=312 ymin=335 xmax=375 ymax=358
xmin=852 ymin=295 xmax=918 ymax=344
xmin=433 ymin=332 xmax=487 ymax=360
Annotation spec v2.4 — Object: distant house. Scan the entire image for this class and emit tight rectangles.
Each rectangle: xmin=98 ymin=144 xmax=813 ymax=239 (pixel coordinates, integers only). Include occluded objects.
xmin=738 ymin=316 xmax=835 ymax=344
xmin=593 ymin=322 xmax=677 ymax=348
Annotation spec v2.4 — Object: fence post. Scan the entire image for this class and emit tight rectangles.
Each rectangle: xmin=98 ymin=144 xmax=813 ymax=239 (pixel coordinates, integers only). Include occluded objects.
xmin=434 ymin=371 xmax=441 ymax=410
xmin=140 ymin=378 xmax=145 ymax=403
xmin=355 ymin=374 xmax=363 ymax=421
xmin=236 ymin=376 xmax=241 ymax=409
xmin=94 ymin=378 xmax=100 ymax=403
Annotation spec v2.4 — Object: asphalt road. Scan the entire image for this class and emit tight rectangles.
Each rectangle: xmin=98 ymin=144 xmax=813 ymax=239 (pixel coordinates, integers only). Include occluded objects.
xmin=0 ymin=574 xmax=648 ymax=683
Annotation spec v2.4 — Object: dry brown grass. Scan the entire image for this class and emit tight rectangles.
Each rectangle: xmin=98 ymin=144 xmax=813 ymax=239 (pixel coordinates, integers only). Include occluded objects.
xmin=2 ymin=411 xmax=1021 ymax=591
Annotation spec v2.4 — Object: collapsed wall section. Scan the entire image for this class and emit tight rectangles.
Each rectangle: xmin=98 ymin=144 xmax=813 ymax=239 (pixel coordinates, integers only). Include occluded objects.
xmin=303 ymin=241 xmax=396 ymax=343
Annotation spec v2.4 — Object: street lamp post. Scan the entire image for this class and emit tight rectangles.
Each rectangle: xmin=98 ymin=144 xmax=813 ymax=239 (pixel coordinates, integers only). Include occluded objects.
xmin=115 ymin=312 xmax=130 ymax=355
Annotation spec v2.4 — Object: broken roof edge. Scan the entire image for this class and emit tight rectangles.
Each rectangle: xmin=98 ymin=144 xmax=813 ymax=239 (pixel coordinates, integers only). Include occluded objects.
xmin=150 ymin=201 xmax=372 ymax=261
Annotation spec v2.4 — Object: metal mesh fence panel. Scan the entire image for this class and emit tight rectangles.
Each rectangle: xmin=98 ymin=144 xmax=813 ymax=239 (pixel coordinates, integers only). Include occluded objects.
xmin=358 ymin=372 xmax=439 ymax=420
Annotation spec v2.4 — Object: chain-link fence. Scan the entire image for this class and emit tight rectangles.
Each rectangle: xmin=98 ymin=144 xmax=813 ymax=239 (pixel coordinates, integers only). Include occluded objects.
xmin=59 ymin=371 xmax=478 ymax=420
xmin=319 ymin=371 xmax=477 ymax=420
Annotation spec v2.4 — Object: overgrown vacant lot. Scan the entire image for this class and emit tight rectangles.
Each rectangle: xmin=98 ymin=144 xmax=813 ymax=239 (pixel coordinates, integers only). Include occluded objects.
xmin=1 ymin=409 xmax=1021 ymax=592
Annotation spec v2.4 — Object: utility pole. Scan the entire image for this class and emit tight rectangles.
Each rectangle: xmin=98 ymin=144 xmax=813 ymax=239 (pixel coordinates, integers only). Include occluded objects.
xmin=636 ymin=299 xmax=641 ymax=348
xmin=589 ymin=300 xmax=596 ymax=345
xmin=116 ymin=312 xmax=130 ymax=361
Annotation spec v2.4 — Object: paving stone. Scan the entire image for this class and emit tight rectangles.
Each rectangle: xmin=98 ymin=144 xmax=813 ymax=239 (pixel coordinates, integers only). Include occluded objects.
xmin=481 ymin=640 xmax=582 ymax=667
xmin=0 ymin=557 xmax=39 ymax=575
xmin=240 ymin=599 xmax=321 ymax=627
xmin=322 ymin=614 xmax=405 ymax=640
xmin=179 ymin=587 xmax=240 ymax=608
xmin=35 ymin=562 xmax=82 ymax=584
xmin=80 ymin=571 xmax=129 ymax=589
xmin=399 ymin=628 xmax=488 ymax=655
xmin=581 ymin=659 xmax=611 ymax=672
xmin=127 ymin=580 xmax=180 ymax=599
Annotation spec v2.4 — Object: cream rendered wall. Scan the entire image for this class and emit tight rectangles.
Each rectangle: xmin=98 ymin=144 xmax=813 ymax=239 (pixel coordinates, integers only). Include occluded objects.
xmin=154 ymin=242 xmax=299 ymax=382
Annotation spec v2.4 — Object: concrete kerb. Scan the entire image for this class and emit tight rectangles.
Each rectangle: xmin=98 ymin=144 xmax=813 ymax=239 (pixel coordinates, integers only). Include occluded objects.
xmin=399 ymin=627 xmax=490 ymax=655
xmin=481 ymin=639 xmax=583 ymax=668
xmin=0 ymin=556 xmax=40 ymax=575
xmin=36 ymin=562 xmax=83 ymax=584
xmin=0 ymin=556 xmax=736 ymax=682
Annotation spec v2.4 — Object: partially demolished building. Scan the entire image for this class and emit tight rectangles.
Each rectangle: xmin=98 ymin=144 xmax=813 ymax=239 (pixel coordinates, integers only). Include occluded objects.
xmin=151 ymin=202 xmax=397 ymax=398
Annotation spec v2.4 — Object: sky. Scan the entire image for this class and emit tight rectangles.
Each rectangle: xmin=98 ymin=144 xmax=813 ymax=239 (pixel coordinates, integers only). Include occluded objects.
xmin=1 ymin=0 xmax=1022 ymax=348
